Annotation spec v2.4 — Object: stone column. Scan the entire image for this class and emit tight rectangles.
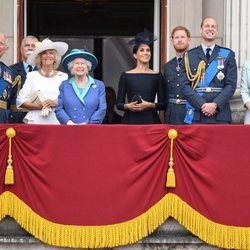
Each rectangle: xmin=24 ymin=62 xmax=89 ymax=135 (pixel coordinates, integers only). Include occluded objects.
xmin=0 ymin=0 xmax=14 ymax=65
xmin=224 ymin=0 xmax=248 ymax=123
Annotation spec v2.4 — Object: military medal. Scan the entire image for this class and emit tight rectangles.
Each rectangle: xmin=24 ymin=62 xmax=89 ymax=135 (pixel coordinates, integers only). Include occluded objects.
xmin=176 ymin=64 xmax=180 ymax=72
xmin=217 ymin=57 xmax=225 ymax=70
xmin=216 ymin=56 xmax=225 ymax=81
xmin=217 ymin=71 xmax=225 ymax=81
xmin=176 ymin=57 xmax=182 ymax=72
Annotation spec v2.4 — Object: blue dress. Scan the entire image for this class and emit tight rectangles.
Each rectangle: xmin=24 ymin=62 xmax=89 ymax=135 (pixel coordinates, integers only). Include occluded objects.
xmin=116 ymin=72 xmax=165 ymax=124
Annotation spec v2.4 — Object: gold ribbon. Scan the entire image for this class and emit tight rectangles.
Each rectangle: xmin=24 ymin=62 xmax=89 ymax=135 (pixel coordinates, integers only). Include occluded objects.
xmin=4 ymin=128 xmax=16 ymax=185
xmin=166 ymin=129 xmax=178 ymax=188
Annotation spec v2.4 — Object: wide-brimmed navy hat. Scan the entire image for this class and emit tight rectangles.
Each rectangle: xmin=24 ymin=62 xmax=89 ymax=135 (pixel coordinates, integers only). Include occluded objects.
xmin=62 ymin=49 xmax=98 ymax=72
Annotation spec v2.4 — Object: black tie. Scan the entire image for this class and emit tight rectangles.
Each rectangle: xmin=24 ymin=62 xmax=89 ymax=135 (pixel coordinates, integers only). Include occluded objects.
xmin=206 ymin=48 xmax=211 ymax=61
xmin=28 ymin=65 xmax=33 ymax=72
xmin=177 ymin=57 xmax=182 ymax=64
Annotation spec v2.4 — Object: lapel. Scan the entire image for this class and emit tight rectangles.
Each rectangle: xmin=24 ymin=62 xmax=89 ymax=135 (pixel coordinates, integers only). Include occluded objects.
xmin=196 ymin=45 xmax=207 ymax=61
xmin=17 ymin=62 xmax=27 ymax=78
xmin=170 ymin=57 xmax=178 ymax=71
xmin=210 ymin=45 xmax=220 ymax=62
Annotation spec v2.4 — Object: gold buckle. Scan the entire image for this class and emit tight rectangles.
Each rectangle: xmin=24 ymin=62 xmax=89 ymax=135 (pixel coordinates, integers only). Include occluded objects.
xmin=206 ymin=87 xmax=212 ymax=92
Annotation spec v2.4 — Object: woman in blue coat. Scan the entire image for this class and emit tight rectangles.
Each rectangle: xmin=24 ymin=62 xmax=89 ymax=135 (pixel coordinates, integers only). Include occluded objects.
xmin=55 ymin=49 xmax=106 ymax=124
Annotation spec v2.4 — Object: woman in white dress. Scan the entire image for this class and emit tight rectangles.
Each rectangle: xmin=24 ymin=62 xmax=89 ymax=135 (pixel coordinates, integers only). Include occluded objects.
xmin=16 ymin=38 xmax=68 ymax=124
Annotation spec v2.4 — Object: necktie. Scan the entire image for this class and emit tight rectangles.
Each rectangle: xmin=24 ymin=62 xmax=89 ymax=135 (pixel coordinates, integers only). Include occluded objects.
xmin=206 ymin=48 xmax=211 ymax=61
xmin=27 ymin=65 xmax=33 ymax=72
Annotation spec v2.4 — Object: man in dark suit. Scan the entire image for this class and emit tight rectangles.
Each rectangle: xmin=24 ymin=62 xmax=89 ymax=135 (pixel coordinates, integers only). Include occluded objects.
xmin=102 ymin=86 xmax=122 ymax=124
xmin=8 ymin=35 xmax=38 ymax=123
xmin=163 ymin=26 xmax=191 ymax=124
xmin=0 ymin=32 xmax=12 ymax=123
xmin=181 ymin=17 xmax=237 ymax=124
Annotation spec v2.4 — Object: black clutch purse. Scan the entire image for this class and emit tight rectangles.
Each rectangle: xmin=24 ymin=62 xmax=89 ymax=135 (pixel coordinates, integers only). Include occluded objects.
xmin=131 ymin=94 xmax=142 ymax=103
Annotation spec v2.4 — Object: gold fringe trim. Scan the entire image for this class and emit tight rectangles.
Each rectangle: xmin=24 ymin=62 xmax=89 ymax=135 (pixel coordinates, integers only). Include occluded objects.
xmin=1 ymin=191 xmax=250 ymax=249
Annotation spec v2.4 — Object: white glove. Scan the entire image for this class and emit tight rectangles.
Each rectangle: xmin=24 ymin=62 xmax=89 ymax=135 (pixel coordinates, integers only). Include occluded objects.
xmin=67 ymin=120 xmax=76 ymax=125
xmin=41 ymin=107 xmax=52 ymax=117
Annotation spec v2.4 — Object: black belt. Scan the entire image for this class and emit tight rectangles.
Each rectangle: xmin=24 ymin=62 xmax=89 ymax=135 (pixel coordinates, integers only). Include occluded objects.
xmin=195 ymin=87 xmax=223 ymax=93
xmin=168 ymin=98 xmax=187 ymax=105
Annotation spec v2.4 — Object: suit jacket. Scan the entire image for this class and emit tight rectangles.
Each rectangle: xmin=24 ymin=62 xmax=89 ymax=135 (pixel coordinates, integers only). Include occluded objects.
xmin=102 ymin=111 xmax=122 ymax=124
xmin=55 ymin=78 xmax=107 ymax=124
xmin=240 ymin=60 xmax=250 ymax=124
xmin=10 ymin=61 xmax=27 ymax=103
xmin=163 ymin=57 xmax=186 ymax=125
xmin=180 ymin=44 xmax=237 ymax=124
xmin=8 ymin=62 xmax=29 ymax=123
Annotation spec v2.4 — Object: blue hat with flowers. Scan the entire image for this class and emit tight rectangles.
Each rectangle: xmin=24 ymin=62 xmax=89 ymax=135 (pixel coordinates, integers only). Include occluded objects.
xmin=62 ymin=49 xmax=98 ymax=72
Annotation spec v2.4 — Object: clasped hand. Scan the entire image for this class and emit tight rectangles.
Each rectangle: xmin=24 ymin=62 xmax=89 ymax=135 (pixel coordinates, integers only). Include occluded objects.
xmin=129 ymin=99 xmax=146 ymax=112
xmin=41 ymin=99 xmax=56 ymax=109
xmin=40 ymin=99 xmax=56 ymax=117
xmin=201 ymin=102 xmax=217 ymax=117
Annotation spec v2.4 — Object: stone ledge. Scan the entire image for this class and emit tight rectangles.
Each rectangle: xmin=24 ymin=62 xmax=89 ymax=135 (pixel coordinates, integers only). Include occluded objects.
xmin=0 ymin=216 xmax=221 ymax=249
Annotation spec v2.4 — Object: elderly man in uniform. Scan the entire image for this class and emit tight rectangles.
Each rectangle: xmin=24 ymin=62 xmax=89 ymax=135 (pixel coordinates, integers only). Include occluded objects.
xmin=0 ymin=32 xmax=12 ymax=123
xmin=8 ymin=35 xmax=38 ymax=123
xmin=180 ymin=17 xmax=237 ymax=124
xmin=164 ymin=26 xmax=191 ymax=124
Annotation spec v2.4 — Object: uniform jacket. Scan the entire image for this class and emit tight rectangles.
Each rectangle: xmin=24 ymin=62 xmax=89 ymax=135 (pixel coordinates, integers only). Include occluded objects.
xmin=164 ymin=57 xmax=186 ymax=125
xmin=8 ymin=62 xmax=28 ymax=123
xmin=0 ymin=61 xmax=12 ymax=123
xmin=240 ymin=60 xmax=250 ymax=124
xmin=10 ymin=62 xmax=27 ymax=104
xmin=55 ymin=77 xmax=107 ymax=124
xmin=180 ymin=44 xmax=237 ymax=123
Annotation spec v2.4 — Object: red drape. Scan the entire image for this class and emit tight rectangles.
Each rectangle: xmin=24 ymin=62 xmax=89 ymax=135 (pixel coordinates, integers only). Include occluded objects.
xmin=1 ymin=124 xmax=250 ymax=248
xmin=1 ymin=124 xmax=169 ymax=225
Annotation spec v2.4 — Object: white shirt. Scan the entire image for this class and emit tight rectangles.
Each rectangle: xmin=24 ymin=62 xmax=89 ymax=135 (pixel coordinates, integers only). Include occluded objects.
xmin=16 ymin=70 xmax=68 ymax=124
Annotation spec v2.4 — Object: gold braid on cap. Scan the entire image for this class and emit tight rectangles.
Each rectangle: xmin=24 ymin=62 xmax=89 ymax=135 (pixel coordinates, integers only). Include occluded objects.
xmin=184 ymin=51 xmax=206 ymax=89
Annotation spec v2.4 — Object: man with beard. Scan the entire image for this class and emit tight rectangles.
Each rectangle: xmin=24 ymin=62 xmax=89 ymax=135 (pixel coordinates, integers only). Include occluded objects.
xmin=8 ymin=35 xmax=38 ymax=123
xmin=180 ymin=17 xmax=237 ymax=124
xmin=163 ymin=26 xmax=191 ymax=124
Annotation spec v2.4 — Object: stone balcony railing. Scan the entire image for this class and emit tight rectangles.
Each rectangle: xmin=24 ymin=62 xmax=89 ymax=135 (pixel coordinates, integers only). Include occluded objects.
xmin=0 ymin=217 xmax=221 ymax=250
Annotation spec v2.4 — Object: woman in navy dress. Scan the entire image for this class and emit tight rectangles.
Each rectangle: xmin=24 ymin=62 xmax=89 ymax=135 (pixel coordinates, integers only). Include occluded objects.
xmin=116 ymin=31 xmax=165 ymax=124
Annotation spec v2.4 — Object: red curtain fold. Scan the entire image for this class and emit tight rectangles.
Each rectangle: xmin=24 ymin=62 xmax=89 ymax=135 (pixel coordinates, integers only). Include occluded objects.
xmin=0 ymin=124 xmax=169 ymax=225
xmin=1 ymin=124 xmax=250 ymax=227
xmin=170 ymin=124 xmax=250 ymax=226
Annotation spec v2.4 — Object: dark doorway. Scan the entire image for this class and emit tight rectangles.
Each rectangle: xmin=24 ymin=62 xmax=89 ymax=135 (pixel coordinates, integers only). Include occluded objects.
xmin=27 ymin=0 xmax=154 ymax=75
xmin=27 ymin=0 xmax=155 ymax=114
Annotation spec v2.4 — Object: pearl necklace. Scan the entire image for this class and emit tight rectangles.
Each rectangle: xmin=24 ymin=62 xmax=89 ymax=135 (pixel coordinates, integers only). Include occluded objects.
xmin=40 ymin=69 xmax=54 ymax=77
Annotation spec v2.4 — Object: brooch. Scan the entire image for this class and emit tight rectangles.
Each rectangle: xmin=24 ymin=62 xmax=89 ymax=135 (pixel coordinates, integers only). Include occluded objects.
xmin=92 ymin=84 xmax=97 ymax=89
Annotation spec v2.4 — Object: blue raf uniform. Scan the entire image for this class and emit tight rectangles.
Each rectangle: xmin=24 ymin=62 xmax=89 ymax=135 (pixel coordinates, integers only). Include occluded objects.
xmin=55 ymin=76 xmax=106 ymax=124
xmin=0 ymin=61 xmax=12 ymax=123
xmin=8 ymin=62 xmax=29 ymax=123
xmin=164 ymin=57 xmax=187 ymax=125
xmin=180 ymin=45 xmax=237 ymax=124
